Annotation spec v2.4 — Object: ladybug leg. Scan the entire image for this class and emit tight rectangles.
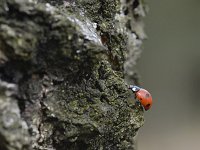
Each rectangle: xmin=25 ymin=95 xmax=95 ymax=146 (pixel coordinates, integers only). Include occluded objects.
xmin=135 ymin=100 xmax=141 ymax=106
xmin=135 ymin=100 xmax=144 ymax=111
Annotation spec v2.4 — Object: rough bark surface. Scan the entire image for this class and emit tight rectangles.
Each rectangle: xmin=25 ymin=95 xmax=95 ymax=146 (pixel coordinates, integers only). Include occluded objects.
xmin=0 ymin=0 xmax=147 ymax=149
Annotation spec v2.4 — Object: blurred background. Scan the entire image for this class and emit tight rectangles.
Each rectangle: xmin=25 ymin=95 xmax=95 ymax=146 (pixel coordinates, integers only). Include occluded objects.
xmin=137 ymin=0 xmax=200 ymax=150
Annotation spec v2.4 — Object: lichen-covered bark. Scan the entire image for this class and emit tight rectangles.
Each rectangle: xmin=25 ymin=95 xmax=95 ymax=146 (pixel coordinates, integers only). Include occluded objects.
xmin=0 ymin=0 xmax=146 ymax=149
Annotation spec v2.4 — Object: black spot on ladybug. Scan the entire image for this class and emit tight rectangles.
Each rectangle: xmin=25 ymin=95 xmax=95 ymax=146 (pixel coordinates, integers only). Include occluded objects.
xmin=145 ymin=93 xmax=150 ymax=98
xmin=140 ymin=98 xmax=142 ymax=101
xmin=146 ymin=104 xmax=150 ymax=107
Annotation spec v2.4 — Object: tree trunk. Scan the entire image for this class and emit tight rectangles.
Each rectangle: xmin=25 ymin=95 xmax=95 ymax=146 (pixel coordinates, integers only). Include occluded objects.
xmin=0 ymin=0 xmax=147 ymax=149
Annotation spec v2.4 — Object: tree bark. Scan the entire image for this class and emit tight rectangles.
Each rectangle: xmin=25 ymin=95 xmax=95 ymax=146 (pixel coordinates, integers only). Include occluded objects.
xmin=0 ymin=0 xmax=146 ymax=149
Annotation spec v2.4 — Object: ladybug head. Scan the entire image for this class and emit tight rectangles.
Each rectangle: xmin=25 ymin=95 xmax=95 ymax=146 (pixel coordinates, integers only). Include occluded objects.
xmin=128 ymin=85 xmax=141 ymax=93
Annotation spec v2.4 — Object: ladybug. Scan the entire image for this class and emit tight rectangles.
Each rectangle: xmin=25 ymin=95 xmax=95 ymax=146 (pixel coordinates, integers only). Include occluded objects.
xmin=128 ymin=85 xmax=152 ymax=111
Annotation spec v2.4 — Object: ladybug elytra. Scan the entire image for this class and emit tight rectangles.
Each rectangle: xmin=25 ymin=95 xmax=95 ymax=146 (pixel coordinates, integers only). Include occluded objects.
xmin=129 ymin=85 xmax=152 ymax=111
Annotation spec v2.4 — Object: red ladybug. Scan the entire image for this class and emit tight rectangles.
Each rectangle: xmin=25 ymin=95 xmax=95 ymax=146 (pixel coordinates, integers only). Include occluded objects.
xmin=129 ymin=85 xmax=152 ymax=111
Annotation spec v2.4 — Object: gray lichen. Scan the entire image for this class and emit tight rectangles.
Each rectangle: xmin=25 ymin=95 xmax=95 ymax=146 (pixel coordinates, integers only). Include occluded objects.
xmin=0 ymin=81 xmax=30 ymax=150
xmin=0 ymin=0 xmax=146 ymax=149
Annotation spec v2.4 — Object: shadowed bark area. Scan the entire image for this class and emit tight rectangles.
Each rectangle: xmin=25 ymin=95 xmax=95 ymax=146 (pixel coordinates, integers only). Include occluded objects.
xmin=0 ymin=0 xmax=147 ymax=149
